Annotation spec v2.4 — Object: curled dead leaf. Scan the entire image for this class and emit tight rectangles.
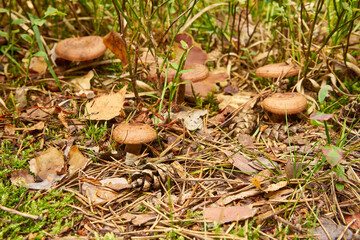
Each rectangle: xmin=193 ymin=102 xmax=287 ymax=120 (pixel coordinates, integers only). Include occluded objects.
xmin=29 ymin=147 xmax=65 ymax=181
xmin=103 ymin=30 xmax=128 ymax=66
xmin=68 ymin=146 xmax=88 ymax=175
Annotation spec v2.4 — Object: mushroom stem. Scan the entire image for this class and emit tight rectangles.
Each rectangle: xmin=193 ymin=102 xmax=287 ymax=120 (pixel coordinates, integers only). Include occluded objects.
xmin=176 ymin=81 xmax=185 ymax=103
xmin=269 ymin=113 xmax=286 ymax=123
xmin=125 ymin=144 xmax=142 ymax=155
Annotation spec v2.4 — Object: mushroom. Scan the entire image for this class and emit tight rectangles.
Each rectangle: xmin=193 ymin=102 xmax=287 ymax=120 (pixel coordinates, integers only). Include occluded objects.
xmin=55 ymin=36 xmax=107 ymax=61
xmin=255 ymin=62 xmax=300 ymax=78
xmin=262 ymin=92 xmax=307 ymax=122
xmin=112 ymin=123 xmax=157 ymax=155
xmin=149 ymin=63 xmax=209 ymax=103
xmin=255 ymin=62 xmax=300 ymax=90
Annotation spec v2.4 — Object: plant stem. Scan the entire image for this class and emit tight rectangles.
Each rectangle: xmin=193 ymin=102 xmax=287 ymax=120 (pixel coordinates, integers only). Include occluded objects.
xmin=323 ymin=121 xmax=331 ymax=145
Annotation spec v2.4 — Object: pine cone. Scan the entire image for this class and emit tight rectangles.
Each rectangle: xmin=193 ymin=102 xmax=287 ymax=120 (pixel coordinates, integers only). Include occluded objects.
xmin=262 ymin=123 xmax=304 ymax=142
xmin=229 ymin=109 xmax=258 ymax=136
xmin=130 ymin=163 xmax=176 ymax=191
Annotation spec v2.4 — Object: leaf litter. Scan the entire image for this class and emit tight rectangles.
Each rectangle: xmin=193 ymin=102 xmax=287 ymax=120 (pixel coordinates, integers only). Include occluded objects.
xmin=1 ymin=3 xmax=360 ymax=240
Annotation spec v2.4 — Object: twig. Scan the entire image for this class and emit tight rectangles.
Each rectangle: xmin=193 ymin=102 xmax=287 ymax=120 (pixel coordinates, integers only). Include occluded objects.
xmin=273 ymin=215 xmax=307 ymax=234
xmin=0 ymin=204 xmax=43 ymax=221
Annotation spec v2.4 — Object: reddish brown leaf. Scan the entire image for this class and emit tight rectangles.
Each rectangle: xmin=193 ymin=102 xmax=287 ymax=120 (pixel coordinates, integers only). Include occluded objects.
xmin=345 ymin=213 xmax=360 ymax=230
xmin=103 ymin=30 xmax=128 ymax=66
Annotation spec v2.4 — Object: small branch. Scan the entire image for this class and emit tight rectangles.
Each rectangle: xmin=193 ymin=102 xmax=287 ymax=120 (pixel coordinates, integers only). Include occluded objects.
xmin=0 ymin=204 xmax=43 ymax=221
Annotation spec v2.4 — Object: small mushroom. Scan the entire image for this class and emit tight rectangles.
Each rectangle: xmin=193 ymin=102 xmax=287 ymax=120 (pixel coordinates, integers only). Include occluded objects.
xmin=255 ymin=62 xmax=300 ymax=78
xmin=55 ymin=36 xmax=107 ymax=61
xmin=149 ymin=63 xmax=209 ymax=103
xmin=262 ymin=92 xmax=307 ymax=122
xmin=112 ymin=123 xmax=157 ymax=155
xmin=149 ymin=63 xmax=209 ymax=82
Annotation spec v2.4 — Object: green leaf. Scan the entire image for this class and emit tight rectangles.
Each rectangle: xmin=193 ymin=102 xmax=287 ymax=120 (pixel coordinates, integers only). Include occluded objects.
xmin=180 ymin=40 xmax=189 ymax=50
xmin=309 ymin=111 xmax=333 ymax=121
xmin=33 ymin=51 xmax=47 ymax=57
xmin=335 ymin=182 xmax=344 ymax=191
xmin=44 ymin=6 xmax=66 ymax=18
xmin=20 ymin=34 xmax=32 ymax=43
xmin=29 ymin=14 xmax=61 ymax=91
xmin=12 ymin=19 xmax=27 ymax=25
xmin=0 ymin=31 xmax=7 ymax=38
xmin=0 ymin=8 xmax=8 ymax=13
xmin=318 ymin=85 xmax=332 ymax=105
xmin=32 ymin=18 xmax=46 ymax=27
xmin=169 ymin=62 xmax=179 ymax=70
xmin=310 ymin=119 xmax=325 ymax=127
xmin=179 ymin=69 xmax=194 ymax=74
xmin=322 ymin=145 xmax=343 ymax=167
xmin=335 ymin=165 xmax=347 ymax=181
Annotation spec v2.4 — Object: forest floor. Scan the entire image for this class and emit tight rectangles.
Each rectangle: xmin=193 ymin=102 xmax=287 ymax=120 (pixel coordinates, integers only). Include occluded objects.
xmin=0 ymin=1 xmax=360 ymax=239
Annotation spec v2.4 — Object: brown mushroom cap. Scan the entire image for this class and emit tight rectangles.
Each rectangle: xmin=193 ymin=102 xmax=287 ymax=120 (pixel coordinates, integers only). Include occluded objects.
xmin=113 ymin=123 xmax=157 ymax=144
xmin=182 ymin=64 xmax=209 ymax=82
xmin=149 ymin=63 xmax=209 ymax=82
xmin=55 ymin=36 xmax=107 ymax=61
xmin=255 ymin=63 xmax=300 ymax=78
xmin=262 ymin=92 xmax=307 ymax=115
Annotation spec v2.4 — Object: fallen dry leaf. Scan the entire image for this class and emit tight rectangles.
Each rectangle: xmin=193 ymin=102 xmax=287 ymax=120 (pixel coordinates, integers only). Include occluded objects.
xmin=265 ymin=188 xmax=294 ymax=200
xmin=219 ymin=189 xmax=261 ymax=205
xmin=95 ymin=188 xmax=118 ymax=200
xmin=204 ymin=206 xmax=257 ymax=224
xmin=15 ymin=87 xmax=28 ymax=109
xmin=217 ymin=92 xmax=255 ymax=111
xmin=68 ymin=146 xmax=88 ymax=175
xmin=103 ymin=30 xmax=128 ymax=66
xmin=27 ymin=174 xmax=66 ymax=190
xmin=23 ymin=121 xmax=45 ymax=132
xmin=29 ymin=147 xmax=65 ymax=181
xmin=10 ymin=169 xmax=35 ymax=187
xmin=4 ymin=124 xmax=15 ymax=136
xmin=28 ymin=56 xmax=47 ymax=75
xmin=236 ymin=134 xmax=255 ymax=148
xmin=84 ymin=85 xmax=126 ymax=120
xmin=249 ymin=156 xmax=278 ymax=171
xmin=312 ymin=217 xmax=354 ymax=240
xmin=263 ymin=181 xmax=288 ymax=193
xmin=174 ymin=109 xmax=207 ymax=131
xmin=121 ymin=213 xmax=157 ymax=226
xmin=345 ymin=212 xmax=360 ymax=230
xmin=100 ymin=178 xmax=131 ymax=191
xmin=223 ymin=84 xmax=239 ymax=94
xmin=22 ymin=106 xmax=55 ymax=120
xmin=71 ymin=70 xmax=93 ymax=90
xmin=222 ymin=149 xmax=257 ymax=173
xmin=81 ymin=182 xmax=102 ymax=203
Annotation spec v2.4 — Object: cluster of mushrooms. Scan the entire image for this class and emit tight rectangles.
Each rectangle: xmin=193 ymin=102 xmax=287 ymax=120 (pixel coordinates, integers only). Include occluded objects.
xmin=255 ymin=63 xmax=307 ymax=121
xmin=54 ymin=35 xmax=308 ymax=156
